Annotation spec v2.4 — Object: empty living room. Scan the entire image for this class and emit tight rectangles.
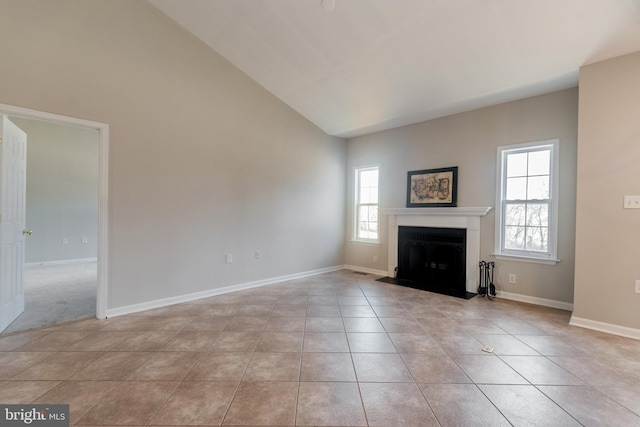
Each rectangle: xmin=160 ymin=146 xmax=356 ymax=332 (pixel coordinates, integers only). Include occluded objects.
xmin=1 ymin=1 xmax=640 ymax=426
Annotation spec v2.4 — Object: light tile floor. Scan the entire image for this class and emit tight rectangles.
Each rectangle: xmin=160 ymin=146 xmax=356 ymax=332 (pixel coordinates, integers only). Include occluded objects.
xmin=1 ymin=270 xmax=640 ymax=426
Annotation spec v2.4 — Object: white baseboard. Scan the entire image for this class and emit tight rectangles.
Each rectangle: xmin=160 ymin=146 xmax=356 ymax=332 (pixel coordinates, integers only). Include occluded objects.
xmin=569 ymin=315 xmax=640 ymax=341
xmin=496 ymin=290 xmax=574 ymax=311
xmin=26 ymin=257 xmax=98 ymax=267
xmin=343 ymin=265 xmax=388 ymax=277
xmin=105 ymin=265 xmax=344 ymax=318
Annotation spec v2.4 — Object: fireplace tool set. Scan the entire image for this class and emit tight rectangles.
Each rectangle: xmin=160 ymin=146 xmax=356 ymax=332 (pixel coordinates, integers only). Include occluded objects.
xmin=478 ymin=261 xmax=496 ymax=299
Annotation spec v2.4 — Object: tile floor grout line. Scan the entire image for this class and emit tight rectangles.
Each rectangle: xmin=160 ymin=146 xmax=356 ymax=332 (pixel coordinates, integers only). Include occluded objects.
xmin=219 ymin=306 xmax=269 ymax=426
xmin=66 ymin=379 xmax=125 ymax=425
xmin=532 ymin=383 xmax=589 ymax=426
xmin=353 ymin=282 xmax=372 ymax=427
xmin=473 ymin=383 xmax=517 ymax=427
xmin=142 ymin=379 xmax=181 ymax=426
xmin=293 ymin=349 xmax=303 ymax=427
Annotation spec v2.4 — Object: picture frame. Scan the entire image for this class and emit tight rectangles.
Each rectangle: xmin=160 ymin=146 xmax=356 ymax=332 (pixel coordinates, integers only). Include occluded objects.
xmin=406 ymin=166 xmax=458 ymax=207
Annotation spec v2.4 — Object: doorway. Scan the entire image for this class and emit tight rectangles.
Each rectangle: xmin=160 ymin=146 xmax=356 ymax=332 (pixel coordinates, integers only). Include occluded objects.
xmin=0 ymin=103 xmax=109 ymax=334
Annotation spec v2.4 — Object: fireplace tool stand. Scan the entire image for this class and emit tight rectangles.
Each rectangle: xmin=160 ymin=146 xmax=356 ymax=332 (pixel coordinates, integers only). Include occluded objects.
xmin=478 ymin=261 xmax=496 ymax=299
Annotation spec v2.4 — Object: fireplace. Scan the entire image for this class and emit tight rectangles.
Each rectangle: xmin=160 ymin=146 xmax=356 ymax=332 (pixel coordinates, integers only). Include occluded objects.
xmin=397 ymin=226 xmax=467 ymax=298
xmin=381 ymin=207 xmax=491 ymax=296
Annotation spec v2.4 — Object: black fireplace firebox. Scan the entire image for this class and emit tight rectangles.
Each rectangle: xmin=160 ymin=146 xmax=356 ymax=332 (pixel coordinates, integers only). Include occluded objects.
xmin=397 ymin=226 xmax=470 ymax=298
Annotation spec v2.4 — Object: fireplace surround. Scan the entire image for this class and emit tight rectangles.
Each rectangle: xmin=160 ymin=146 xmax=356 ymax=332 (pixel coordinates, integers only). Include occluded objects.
xmin=382 ymin=207 xmax=491 ymax=295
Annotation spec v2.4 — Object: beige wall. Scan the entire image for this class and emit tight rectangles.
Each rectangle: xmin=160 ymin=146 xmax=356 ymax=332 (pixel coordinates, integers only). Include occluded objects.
xmin=574 ymin=52 xmax=640 ymax=330
xmin=346 ymin=88 xmax=578 ymax=305
xmin=10 ymin=117 xmax=99 ymax=263
xmin=0 ymin=0 xmax=346 ymax=310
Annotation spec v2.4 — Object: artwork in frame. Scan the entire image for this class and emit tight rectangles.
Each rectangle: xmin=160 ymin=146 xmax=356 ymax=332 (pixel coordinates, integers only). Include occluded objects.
xmin=406 ymin=166 xmax=458 ymax=207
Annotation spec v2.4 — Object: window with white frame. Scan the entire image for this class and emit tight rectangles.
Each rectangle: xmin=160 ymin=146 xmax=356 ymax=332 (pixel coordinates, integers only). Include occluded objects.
xmin=495 ymin=139 xmax=559 ymax=263
xmin=355 ymin=166 xmax=379 ymax=242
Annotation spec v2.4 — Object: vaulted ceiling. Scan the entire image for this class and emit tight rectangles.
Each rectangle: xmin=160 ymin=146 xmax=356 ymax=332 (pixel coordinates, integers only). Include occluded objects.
xmin=150 ymin=0 xmax=640 ymax=138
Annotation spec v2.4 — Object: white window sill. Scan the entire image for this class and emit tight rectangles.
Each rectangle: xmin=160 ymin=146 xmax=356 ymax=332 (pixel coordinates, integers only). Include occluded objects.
xmin=492 ymin=253 xmax=560 ymax=265
xmin=351 ymin=239 xmax=380 ymax=245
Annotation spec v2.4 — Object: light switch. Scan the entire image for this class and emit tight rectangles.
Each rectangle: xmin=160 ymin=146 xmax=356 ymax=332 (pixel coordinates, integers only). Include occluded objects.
xmin=624 ymin=195 xmax=640 ymax=209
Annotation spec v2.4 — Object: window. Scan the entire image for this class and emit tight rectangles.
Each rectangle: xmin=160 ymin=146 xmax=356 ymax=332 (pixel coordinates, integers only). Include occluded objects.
xmin=495 ymin=140 xmax=559 ymax=264
xmin=355 ymin=166 xmax=379 ymax=242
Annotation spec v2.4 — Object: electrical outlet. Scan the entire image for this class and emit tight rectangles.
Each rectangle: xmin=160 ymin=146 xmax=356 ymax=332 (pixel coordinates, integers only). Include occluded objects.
xmin=225 ymin=253 xmax=233 ymax=264
xmin=62 ymin=238 xmax=69 ymax=245
xmin=81 ymin=236 xmax=88 ymax=244
xmin=373 ymin=255 xmax=378 ymax=263
xmin=635 ymin=279 xmax=640 ymax=294
xmin=508 ymin=274 xmax=516 ymax=284
xmin=255 ymin=250 xmax=262 ymax=260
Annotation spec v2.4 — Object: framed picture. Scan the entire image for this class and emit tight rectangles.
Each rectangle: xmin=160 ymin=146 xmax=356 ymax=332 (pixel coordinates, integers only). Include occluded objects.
xmin=407 ymin=166 xmax=458 ymax=207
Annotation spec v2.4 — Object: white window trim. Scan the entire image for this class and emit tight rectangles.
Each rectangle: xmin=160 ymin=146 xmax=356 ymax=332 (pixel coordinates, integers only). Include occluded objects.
xmin=493 ymin=139 xmax=560 ymax=265
xmin=353 ymin=165 xmax=380 ymax=244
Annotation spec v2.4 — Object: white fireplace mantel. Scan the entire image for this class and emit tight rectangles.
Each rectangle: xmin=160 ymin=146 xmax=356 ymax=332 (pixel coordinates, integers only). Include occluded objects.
xmin=381 ymin=207 xmax=492 ymax=294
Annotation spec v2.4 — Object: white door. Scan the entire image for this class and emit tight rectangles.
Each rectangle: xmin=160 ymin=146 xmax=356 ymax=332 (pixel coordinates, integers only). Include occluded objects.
xmin=0 ymin=116 xmax=28 ymax=333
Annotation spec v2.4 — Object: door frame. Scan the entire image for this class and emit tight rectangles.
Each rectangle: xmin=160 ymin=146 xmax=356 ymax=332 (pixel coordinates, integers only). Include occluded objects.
xmin=0 ymin=103 xmax=109 ymax=319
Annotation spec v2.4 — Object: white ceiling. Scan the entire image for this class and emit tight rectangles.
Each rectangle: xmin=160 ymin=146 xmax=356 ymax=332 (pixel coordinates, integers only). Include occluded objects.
xmin=150 ymin=0 xmax=640 ymax=138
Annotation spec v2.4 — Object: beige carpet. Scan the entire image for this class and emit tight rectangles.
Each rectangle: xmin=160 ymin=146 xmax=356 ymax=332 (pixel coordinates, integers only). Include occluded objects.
xmin=1 ymin=260 xmax=96 ymax=334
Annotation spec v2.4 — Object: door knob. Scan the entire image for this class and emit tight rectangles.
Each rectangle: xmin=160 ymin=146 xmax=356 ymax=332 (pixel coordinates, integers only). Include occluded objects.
xmin=22 ymin=229 xmax=33 ymax=235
